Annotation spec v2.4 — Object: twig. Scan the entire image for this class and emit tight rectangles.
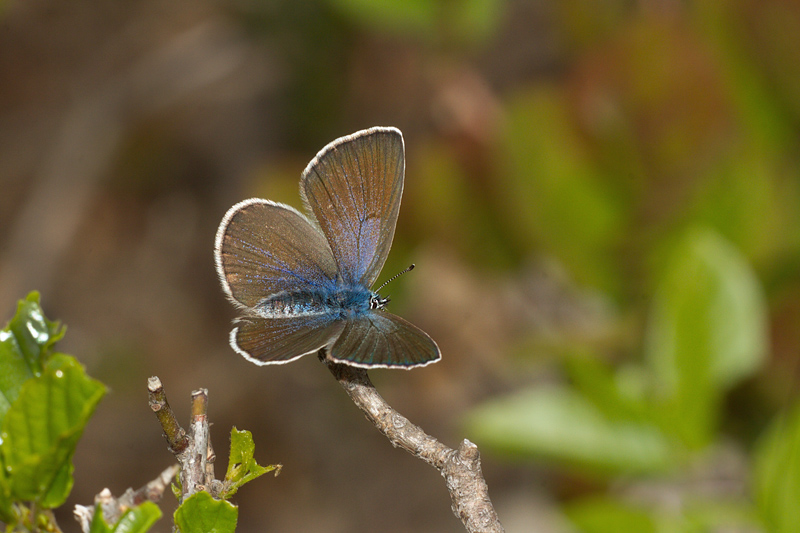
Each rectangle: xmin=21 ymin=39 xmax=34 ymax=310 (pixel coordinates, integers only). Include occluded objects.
xmin=74 ymin=464 xmax=179 ymax=533
xmin=320 ymin=353 xmax=504 ymax=533
xmin=147 ymin=376 xmax=213 ymax=502
xmin=186 ymin=388 xmax=210 ymax=498
xmin=147 ymin=376 xmax=189 ymax=455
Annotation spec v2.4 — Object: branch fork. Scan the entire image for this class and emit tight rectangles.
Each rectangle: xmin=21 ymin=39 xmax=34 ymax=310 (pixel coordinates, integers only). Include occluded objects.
xmin=147 ymin=376 xmax=219 ymax=501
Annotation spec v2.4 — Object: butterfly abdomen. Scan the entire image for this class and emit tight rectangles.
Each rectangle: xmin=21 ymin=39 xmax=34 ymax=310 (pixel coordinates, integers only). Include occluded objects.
xmin=254 ymin=286 xmax=374 ymax=319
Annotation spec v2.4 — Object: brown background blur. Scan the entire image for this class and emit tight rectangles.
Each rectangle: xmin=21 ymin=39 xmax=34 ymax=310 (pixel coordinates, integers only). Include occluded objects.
xmin=2 ymin=1 xmax=800 ymax=532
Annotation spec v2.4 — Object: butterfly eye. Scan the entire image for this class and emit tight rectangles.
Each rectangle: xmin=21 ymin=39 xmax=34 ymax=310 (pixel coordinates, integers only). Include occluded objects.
xmin=369 ymin=295 xmax=390 ymax=310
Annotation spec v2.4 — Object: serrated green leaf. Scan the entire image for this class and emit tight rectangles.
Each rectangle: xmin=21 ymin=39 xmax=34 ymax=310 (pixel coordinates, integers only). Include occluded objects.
xmin=223 ymin=428 xmax=277 ymax=498
xmin=0 ymin=334 xmax=29 ymax=420
xmin=174 ymin=491 xmax=237 ymax=533
xmin=1 ymin=353 xmax=106 ymax=507
xmin=6 ymin=291 xmax=64 ymax=373
xmin=89 ymin=501 xmax=162 ymax=533
xmin=645 ymin=228 xmax=767 ymax=448
xmin=41 ymin=458 xmax=74 ymax=508
xmin=753 ymin=402 xmax=800 ymax=533
xmin=464 ymin=386 xmax=674 ymax=476
xmin=0 ymin=292 xmax=65 ymax=421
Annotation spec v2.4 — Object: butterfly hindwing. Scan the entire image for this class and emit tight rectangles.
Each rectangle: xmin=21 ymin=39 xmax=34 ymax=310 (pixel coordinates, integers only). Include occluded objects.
xmin=329 ymin=311 xmax=441 ymax=368
xmin=232 ymin=315 xmax=345 ymax=365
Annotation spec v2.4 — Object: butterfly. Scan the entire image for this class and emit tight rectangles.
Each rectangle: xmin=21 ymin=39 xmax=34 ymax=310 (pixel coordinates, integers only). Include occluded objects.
xmin=214 ymin=127 xmax=441 ymax=369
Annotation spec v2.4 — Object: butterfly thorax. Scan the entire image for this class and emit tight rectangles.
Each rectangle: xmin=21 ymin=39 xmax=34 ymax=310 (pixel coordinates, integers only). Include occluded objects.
xmin=254 ymin=285 xmax=387 ymax=319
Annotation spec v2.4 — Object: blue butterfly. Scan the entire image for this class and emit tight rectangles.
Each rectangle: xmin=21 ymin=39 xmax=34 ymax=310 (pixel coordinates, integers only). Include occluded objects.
xmin=215 ymin=127 xmax=441 ymax=369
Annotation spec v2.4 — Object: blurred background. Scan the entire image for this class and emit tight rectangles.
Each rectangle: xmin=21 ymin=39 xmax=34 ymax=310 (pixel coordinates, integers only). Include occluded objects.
xmin=2 ymin=0 xmax=800 ymax=531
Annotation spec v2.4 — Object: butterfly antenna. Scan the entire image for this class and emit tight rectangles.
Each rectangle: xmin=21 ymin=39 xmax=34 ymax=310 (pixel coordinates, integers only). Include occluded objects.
xmin=375 ymin=264 xmax=415 ymax=293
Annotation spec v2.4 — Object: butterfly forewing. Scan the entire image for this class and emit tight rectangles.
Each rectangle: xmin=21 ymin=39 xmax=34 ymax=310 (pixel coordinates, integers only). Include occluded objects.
xmin=329 ymin=312 xmax=441 ymax=368
xmin=300 ymin=127 xmax=404 ymax=288
xmin=215 ymin=199 xmax=338 ymax=308
xmin=233 ymin=315 xmax=345 ymax=365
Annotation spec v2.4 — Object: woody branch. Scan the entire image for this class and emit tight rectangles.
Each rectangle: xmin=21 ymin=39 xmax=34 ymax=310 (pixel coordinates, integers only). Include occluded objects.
xmin=320 ymin=353 xmax=504 ymax=533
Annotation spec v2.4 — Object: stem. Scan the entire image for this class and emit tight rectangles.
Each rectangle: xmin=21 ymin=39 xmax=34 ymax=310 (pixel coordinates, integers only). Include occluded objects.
xmin=146 ymin=377 xmax=211 ymax=502
xmin=147 ymin=376 xmax=189 ymax=455
xmin=320 ymin=354 xmax=504 ymax=533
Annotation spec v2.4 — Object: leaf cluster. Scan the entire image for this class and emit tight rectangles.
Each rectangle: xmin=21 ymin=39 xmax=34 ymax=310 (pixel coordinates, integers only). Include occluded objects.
xmin=0 ymin=293 xmax=276 ymax=533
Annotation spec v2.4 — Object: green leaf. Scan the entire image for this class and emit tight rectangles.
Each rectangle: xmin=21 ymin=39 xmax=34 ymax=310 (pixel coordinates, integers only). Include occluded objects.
xmin=89 ymin=501 xmax=162 ymax=533
xmin=174 ymin=491 xmax=237 ymax=533
xmin=753 ymin=402 xmax=800 ymax=533
xmin=41 ymin=459 xmax=73 ymax=509
xmin=112 ymin=502 xmax=162 ymax=533
xmin=171 ymin=477 xmax=182 ymax=501
xmin=645 ymin=228 xmax=767 ymax=448
xmin=464 ymin=386 xmax=674 ymax=476
xmin=89 ymin=505 xmax=113 ymax=533
xmin=0 ymin=292 xmax=65 ymax=421
xmin=1 ymin=353 xmax=106 ymax=507
xmin=223 ymin=428 xmax=278 ymax=498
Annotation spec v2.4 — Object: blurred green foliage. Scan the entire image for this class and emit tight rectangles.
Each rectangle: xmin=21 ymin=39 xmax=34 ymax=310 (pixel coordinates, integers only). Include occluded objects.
xmin=753 ymin=401 xmax=800 ymax=533
xmin=501 ymin=86 xmax=626 ymax=292
xmin=466 ymin=227 xmax=768 ymax=457
xmin=451 ymin=3 xmax=800 ymax=531
xmin=326 ymin=0 xmax=502 ymax=44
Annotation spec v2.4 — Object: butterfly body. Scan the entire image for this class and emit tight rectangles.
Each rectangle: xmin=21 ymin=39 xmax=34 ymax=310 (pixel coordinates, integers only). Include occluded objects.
xmin=253 ymin=284 xmax=382 ymax=320
xmin=215 ymin=127 xmax=440 ymax=369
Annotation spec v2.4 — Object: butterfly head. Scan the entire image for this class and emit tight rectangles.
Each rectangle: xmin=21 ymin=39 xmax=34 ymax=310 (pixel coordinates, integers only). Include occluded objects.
xmin=369 ymin=293 xmax=390 ymax=310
